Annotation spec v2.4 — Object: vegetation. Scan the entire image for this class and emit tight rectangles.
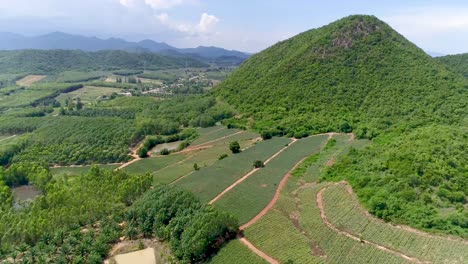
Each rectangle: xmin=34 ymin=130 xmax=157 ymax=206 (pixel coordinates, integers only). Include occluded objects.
xmin=126 ymin=184 xmax=239 ymax=263
xmin=437 ymin=53 xmax=468 ymax=78
xmin=0 ymin=50 xmax=207 ymax=74
xmin=214 ymin=135 xmax=327 ymax=224
xmin=0 ymin=166 xmax=152 ymax=255
xmin=176 ymin=137 xmax=291 ymax=202
xmin=323 ymin=125 xmax=468 ymax=237
xmin=215 ymin=15 xmax=466 ymax=137
xmin=229 ymin=141 xmax=241 ymax=153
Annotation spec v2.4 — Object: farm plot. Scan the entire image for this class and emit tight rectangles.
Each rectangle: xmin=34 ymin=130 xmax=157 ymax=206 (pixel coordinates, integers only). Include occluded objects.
xmin=190 ymin=127 xmax=246 ymax=146
xmin=123 ymin=154 xmax=187 ymax=175
xmin=321 ymin=183 xmax=468 ymax=264
xmin=213 ymin=134 xmax=328 ymax=224
xmin=153 ymin=132 xmax=259 ymax=184
xmin=0 ymin=135 xmax=17 ymax=145
xmin=209 ymin=240 xmax=268 ymax=264
xmin=242 ymin=135 xmax=412 ymax=264
xmin=50 ymin=164 xmax=120 ymax=177
xmin=175 ymin=137 xmax=291 ymax=203
xmin=55 ymin=86 xmax=121 ymax=104
xmin=16 ymin=75 xmax=46 ymax=86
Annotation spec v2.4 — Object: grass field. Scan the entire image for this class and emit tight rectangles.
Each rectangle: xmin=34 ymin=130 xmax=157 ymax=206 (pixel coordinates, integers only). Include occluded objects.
xmin=214 ymin=134 xmax=328 ymax=224
xmin=208 ymin=240 xmax=267 ymax=264
xmin=55 ymin=86 xmax=121 ymax=104
xmin=50 ymin=164 xmax=120 ymax=176
xmin=16 ymin=75 xmax=46 ymax=86
xmin=322 ymin=183 xmax=468 ymax=264
xmin=175 ymin=137 xmax=291 ymax=203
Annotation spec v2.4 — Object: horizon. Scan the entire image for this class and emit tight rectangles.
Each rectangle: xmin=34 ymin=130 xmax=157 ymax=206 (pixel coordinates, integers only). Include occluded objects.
xmin=1 ymin=1 xmax=468 ymax=54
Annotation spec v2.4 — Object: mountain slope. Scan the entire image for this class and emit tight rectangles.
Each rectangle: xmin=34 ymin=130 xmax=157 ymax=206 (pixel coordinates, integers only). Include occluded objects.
xmin=0 ymin=49 xmax=207 ymax=74
xmin=0 ymin=32 xmax=249 ymax=64
xmin=216 ymin=15 xmax=466 ymax=137
xmin=437 ymin=53 xmax=468 ymax=78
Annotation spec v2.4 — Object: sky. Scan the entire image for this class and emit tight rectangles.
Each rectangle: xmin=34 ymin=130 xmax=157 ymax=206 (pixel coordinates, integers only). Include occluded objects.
xmin=0 ymin=0 xmax=468 ymax=54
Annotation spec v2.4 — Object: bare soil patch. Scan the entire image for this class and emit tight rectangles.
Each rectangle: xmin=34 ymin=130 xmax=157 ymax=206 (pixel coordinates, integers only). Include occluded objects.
xmin=16 ymin=75 xmax=46 ymax=86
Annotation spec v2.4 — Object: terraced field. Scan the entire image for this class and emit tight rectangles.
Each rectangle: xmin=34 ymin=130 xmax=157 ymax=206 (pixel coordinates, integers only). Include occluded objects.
xmin=321 ymin=183 xmax=468 ymax=264
xmin=123 ymin=154 xmax=187 ymax=175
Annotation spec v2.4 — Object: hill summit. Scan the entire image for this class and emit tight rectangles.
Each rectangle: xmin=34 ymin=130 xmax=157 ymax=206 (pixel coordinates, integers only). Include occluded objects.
xmin=216 ymin=15 xmax=466 ymax=138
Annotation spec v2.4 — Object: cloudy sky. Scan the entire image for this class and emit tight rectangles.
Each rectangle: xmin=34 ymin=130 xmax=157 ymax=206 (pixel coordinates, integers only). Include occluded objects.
xmin=0 ymin=0 xmax=468 ymax=54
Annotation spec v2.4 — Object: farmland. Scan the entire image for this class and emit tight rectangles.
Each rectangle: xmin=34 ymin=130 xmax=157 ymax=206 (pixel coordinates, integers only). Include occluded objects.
xmin=321 ymin=183 xmax=468 ymax=263
xmin=209 ymin=240 xmax=267 ymax=264
xmin=213 ymin=134 xmax=328 ymax=224
xmin=55 ymin=85 xmax=122 ymax=104
xmin=175 ymin=136 xmax=291 ymax=202
xmin=15 ymin=75 xmax=46 ymax=86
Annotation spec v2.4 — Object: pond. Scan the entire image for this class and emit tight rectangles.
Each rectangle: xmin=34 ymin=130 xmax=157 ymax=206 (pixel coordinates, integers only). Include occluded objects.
xmin=12 ymin=185 xmax=41 ymax=207
xmin=151 ymin=141 xmax=182 ymax=153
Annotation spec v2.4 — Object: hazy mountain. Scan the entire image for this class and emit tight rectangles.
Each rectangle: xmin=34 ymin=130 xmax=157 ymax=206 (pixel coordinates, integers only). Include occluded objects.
xmin=0 ymin=32 xmax=249 ymax=64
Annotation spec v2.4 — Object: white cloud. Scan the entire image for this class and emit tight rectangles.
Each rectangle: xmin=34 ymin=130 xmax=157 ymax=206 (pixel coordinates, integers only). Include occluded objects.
xmin=155 ymin=12 xmax=219 ymax=35
xmin=119 ymin=0 xmax=137 ymax=8
xmin=197 ymin=13 xmax=219 ymax=33
xmin=144 ymin=0 xmax=183 ymax=10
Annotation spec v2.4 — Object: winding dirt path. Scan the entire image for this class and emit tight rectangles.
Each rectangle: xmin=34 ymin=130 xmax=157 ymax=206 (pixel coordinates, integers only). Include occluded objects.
xmin=238 ymin=236 xmax=279 ymax=264
xmin=240 ymin=153 xmax=307 ymax=230
xmin=208 ymin=138 xmax=296 ymax=205
xmin=115 ymin=142 xmax=145 ymax=171
xmin=316 ymin=182 xmax=425 ymax=264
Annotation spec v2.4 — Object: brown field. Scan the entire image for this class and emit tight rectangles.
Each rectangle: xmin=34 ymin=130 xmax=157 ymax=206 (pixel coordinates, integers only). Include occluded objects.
xmin=16 ymin=75 xmax=46 ymax=86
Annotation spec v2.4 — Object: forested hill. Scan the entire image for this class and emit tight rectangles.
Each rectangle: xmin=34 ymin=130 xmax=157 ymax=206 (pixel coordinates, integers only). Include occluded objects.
xmin=437 ymin=53 xmax=468 ymax=78
xmin=0 ymin=49 xmax=207 ymax=74
xmin=215 ymin=15 xmax=467 ymax=137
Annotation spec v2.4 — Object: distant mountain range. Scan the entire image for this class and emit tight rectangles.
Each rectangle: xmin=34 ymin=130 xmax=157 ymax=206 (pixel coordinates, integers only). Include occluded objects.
xmin=0 ymin=32 xmax=250 ymax=65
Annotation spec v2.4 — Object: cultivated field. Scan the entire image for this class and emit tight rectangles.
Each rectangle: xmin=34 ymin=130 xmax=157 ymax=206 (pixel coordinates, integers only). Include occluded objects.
xmin=213 ymin=134 xmax=328 ymax=224
xmin=15 ymin=75 xmax=46 ymax=86
xmin=175 ymin=137 xmax=291 ymax=202
xmin=55 ymin=86 xmax=121 ymax=104
xmin=209 ymin=240 xmax=268 ymax=264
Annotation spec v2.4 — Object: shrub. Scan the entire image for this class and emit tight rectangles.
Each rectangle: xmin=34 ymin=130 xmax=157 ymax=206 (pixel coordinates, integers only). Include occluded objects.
xmin=160 ymin=148 xmax=170 ymax=155
xmin=218 ymin=154 xmax=228 ymax=160
xmin=253 ymin=160 xmax=265 ymax=168
xmin=229 ymin=141 xmax=241 ymax=154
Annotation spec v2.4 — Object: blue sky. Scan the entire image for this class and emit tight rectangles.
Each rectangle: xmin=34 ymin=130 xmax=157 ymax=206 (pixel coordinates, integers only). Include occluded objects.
xmin=1 ymin=0 xmax=468 ymax=54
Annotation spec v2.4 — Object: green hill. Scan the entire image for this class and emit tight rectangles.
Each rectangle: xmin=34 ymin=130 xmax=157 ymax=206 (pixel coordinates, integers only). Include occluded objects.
xmin=216 ymin=15 xmax=466 ymax=138
xmin=216 ymin=15 xmax=467 ymax=237
xmin=0 ymin=49 xmax=208 ymax=74
xmin=437 ymin=53 xmax=468 ymax=78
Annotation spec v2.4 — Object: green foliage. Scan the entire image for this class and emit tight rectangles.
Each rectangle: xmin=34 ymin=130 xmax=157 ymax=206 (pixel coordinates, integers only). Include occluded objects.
xmin=323 ymin=125 xmax=467 ymax=237
xmin=253 ymin=160 xmax=265 ymax=168
xmin=0 ymin=167 xmax=152 ymax=254
xmin=126 ymin=185 xmax=239 ymax=263
xmin=229 ymin=141 xmax=241 ymax=154
xmin=0 ymin=50 xmax=207 ymax=74
xmin=160 ymin=148 xmax=170 ymax=155
xmin=218 ymin=153 xmax=228 ymax=160
xmin=215 ymin=15 xmax=467 ymax=136
xmin=437 ymin=53 xmax=468 ymax=78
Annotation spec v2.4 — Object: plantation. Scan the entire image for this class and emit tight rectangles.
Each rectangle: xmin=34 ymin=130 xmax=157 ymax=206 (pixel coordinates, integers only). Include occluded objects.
xmin=321 ymin=183 xmax=468 ymax=263
xmin=50 ymin=164 xmax=121 ymax=176
xmin=209 ymin=240 xmax=267 ymax=264
xmin=214 ymin=134 xmax=328 ymax=224
xmin=176 ymin=137 xmax=291 ymax=202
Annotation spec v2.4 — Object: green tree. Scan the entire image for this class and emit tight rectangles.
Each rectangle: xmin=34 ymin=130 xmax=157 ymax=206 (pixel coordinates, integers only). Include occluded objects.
xmin=229 ymin=141 xmax=241 ymax=154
